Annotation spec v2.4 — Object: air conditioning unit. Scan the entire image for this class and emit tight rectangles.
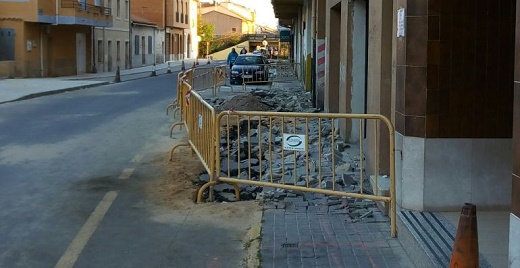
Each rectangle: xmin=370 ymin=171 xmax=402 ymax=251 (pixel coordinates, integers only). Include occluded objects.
xmin=103 ymin=8 xmax=111 ymax=15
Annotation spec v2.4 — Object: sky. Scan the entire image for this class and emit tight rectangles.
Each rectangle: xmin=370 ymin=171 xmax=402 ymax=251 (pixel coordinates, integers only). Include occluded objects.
xmin=200 ymin=0 xmax=278 ymax=28
xmin=240 ymin=0 xmax=278 ymax=28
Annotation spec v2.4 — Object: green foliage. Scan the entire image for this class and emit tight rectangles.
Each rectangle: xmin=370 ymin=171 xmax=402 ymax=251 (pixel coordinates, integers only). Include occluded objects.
xmin=198 ymin=15 xmax=214 ymax=56
xmin=197 ymin=14 xmax=247 ymax=56
xmin=209 ymin=33 xmax=246 ymax=54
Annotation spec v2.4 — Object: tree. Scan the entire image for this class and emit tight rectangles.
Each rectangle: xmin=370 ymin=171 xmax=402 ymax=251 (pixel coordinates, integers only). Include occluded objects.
xmin=198 ymin=15 xmax=214 ymax=57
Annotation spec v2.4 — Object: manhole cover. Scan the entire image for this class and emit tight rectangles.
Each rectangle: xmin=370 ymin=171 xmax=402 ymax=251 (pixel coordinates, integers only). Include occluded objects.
xmin=281 ymin=243 xmax=299 ymax=248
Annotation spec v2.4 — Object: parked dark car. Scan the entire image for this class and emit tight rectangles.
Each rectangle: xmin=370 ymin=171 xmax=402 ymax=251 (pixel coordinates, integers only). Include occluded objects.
xmin=230 ymin=55 xmax=270 ymax=85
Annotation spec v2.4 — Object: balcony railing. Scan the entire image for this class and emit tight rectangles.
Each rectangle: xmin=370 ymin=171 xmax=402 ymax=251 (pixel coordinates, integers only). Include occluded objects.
xmin=61 ymin=0 xmax=111 ymax=16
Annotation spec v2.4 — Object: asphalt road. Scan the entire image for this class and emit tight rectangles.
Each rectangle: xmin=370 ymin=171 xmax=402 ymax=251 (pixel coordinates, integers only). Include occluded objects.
xmin=0 ymin=73 xmax=244 ymax=268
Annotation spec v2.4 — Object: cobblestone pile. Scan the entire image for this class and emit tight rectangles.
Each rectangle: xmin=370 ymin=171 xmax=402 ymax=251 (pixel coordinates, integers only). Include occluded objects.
xmin=197 ymin=83 xmax=377 ymax=220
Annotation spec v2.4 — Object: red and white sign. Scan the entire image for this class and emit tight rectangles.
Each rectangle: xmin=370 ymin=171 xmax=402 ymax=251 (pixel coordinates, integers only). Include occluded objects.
xmin=316 ymin=39 xmax=326 ymax=93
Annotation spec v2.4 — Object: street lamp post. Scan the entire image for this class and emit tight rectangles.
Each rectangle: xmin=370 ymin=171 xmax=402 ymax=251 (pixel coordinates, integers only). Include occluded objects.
xmin=206 ymin=40 xmax=209 ymax=58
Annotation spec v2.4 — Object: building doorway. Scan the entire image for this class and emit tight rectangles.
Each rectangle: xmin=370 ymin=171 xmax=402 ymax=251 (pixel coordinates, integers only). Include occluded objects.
xmin=76 ymin=33 xmax=86 ymax=74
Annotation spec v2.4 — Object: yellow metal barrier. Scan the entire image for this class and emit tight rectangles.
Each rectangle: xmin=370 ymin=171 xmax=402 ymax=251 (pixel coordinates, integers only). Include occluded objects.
xmin=170 ymin=69 xmax=194 ymax=130
xmin=213 ymin=65 xmax=232 ymax=96
xmin=166 ymin=71 xmax=185 ymax=117
xmin=168 ymin=75 xmax=191 ymax=138
xmin=169 ymin=79 xmax=221 ymax=198
xmin=192 ymin=67 xmax=215 ymax=91
xmin=197 ymin=111 xmax=396 ymax=237
xmin=230 ymin=62 xmax=302 ymax=90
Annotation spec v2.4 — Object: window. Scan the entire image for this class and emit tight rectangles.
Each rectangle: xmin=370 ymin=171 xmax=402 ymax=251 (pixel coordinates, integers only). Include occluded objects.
xmin=79 ymin=0 xmax=86 ymax=10
xmin=134 ymin=35 xmax=139 ymax=55
xmin=97 ymin=40 xmax=103 ymax=62
xmin=0 ymin=28 xmax=15 ymax=61
xmin=125 ymin=0 xmax=129 ymax=19
xmin=185 ymin=3 xmax=188 ymax=24
xmin=116 ymin=0 xmax=120 ymax=17
xmin=148 ymin=36 xmax=152 ymax=54
xmin=176 ymin=0 xmax=180 ymax=22
xmin=116 ymin=41 xmax=120 ymax=61
xmin=94 ymin=0 xmax=101 ymax=6
xmin=141 ymin=36 xmax=145 ymax=55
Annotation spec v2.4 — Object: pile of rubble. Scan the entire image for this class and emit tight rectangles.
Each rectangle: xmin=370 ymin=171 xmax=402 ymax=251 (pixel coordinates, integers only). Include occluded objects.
xmin=207 ymin=83 xmax=318 ymax=113
xmin=196 ymin=82 xmax=378 ymax=220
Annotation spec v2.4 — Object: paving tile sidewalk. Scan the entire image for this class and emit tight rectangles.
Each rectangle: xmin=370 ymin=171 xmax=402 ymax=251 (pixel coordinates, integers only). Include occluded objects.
xmin=194 ymin=82 xmax=416 ymax=268
xmin=260 ymin=194 xmax=415 ymax=268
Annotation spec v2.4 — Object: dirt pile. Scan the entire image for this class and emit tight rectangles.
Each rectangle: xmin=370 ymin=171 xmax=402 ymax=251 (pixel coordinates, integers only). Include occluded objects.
xmin=217 ymin=93 xmax=273 ymax=112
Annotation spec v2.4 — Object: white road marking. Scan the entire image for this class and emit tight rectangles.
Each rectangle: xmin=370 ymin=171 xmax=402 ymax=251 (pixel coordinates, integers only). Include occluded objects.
xmin=54 ymin=191 xmax=118 ymax=268
xmin=118 ymin=168 xmax=135 ymax=180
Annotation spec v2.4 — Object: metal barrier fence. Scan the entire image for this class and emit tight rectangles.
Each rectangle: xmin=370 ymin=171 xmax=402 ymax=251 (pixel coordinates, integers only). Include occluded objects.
xmin=230 ymin=62 xmax=301 ymax=90
xmin=168 ymin=66 xmax=222 ymax=125
xmin=196 ymin=111 xmax=396 ymax=237
xmin=213 ymin=65 xmax=232 ymax=95
xmin=166 ymin=71 xmax=185 ymax=118
xmin=165 ymin=64 xmax=397 ymax=237
xmin=168 ymin=73 xmax=191 ymax=138
xmin=168 ymin=78 xmax=217 ymax=177
xmin=192 ymin=67 xmax=215 ymax=91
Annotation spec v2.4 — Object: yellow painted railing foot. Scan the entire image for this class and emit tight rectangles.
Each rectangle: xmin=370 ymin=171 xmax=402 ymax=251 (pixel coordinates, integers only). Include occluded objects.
xmin=169 ymin=122 xmax=184 ymax=138
xmin=168 ymin=143 xmax=190 ymax=161
xmin=231 ymin=183 xmax=241 ymax=201
xmin=172 ymin=107 xmax=180 ymax=119
xmin=166 ymin=102 xmax=177 ymax=115
xmin=197 ymin=181 xmax=217 ymax=203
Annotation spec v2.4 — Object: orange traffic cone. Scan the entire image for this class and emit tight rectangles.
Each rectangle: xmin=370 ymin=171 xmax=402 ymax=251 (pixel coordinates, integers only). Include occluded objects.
xmin=449 ymin=203 xmax=479 ymax=268
xmin=114 ymin=66 xmax=121 ymax=83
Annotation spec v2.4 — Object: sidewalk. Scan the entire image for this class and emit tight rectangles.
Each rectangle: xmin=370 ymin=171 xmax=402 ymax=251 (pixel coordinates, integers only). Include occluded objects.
xmin=0 ymin=58 xmax=219 ymax=104
xmin=194 ymin=84 xmax=416 ymax=268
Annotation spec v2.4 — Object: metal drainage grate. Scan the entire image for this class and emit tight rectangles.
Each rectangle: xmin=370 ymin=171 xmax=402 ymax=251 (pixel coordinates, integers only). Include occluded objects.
xmin=281 ymin=243 xmax=299 ymax=248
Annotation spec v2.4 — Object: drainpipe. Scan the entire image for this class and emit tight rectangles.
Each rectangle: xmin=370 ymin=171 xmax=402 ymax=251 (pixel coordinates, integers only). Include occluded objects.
xmin=129 ymin=0 xmax=132 ymax=69
xmin=55 ymin=0 xmax=59 ymax=25
xmin=102 ymin=26 xmax=106 ymax=72
xmin=40 ymin=26 xmax=44 ymax=77
xmin=92 ymin=26 xmax=97 ymax=73
xmin=154 ymin=27 xmax=157 ymax=66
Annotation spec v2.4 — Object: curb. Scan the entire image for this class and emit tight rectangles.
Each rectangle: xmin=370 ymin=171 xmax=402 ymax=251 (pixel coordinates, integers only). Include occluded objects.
xmin=243 ymin=210 xmax=263 ymax=268
xmin=0 ymin=81 xmax=110 ymax=105
xmin=0 ymin=61 xmax=227 ymax=105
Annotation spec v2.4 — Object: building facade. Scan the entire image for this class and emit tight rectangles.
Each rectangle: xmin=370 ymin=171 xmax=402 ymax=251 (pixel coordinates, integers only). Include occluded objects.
xmin=200 ymin=2 xmax=255 ymax=36
xmin=94 ymin=0 xmax=130 ymax=72
xmin=271 ymin=0 xmax=519 ymax=265
xmin=188 ymin=0 xmax=198 ymax=59
xmin=0 ymin=0 xmax=112 ymax=77
xmin=165 ymin=0 xmax=190 ymax=61
xmin=131 ymin=15 xmax=165 ymax=67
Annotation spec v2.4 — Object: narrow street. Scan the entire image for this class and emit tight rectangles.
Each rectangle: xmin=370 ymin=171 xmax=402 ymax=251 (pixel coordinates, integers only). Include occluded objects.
xmin=0 ymin=74 xmax=259 ymax=268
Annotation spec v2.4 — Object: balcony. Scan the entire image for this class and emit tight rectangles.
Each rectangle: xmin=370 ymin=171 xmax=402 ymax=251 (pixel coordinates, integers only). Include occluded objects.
xmin=60 ymin=0 xmax=113 ymax=27
xmin=271 ymin=0 xmax=303 ymax=27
